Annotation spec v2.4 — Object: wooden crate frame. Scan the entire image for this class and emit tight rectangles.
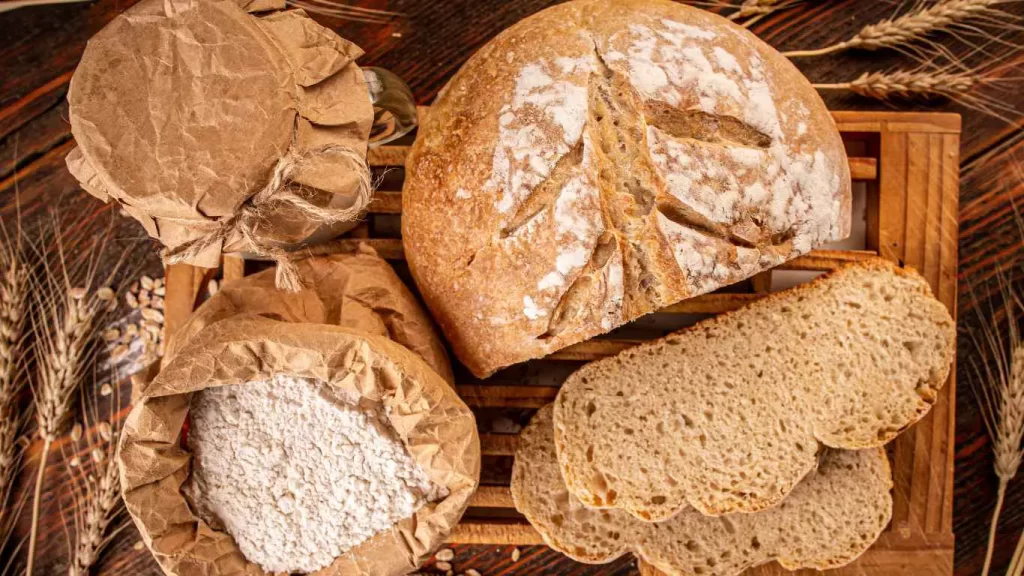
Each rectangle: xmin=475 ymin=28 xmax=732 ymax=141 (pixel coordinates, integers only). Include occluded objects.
xmin=162 ymin=108 xmax=960 ymax=575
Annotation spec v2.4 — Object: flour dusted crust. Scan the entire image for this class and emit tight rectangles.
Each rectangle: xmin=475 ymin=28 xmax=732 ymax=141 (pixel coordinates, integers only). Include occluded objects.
xmin=403 ymin=0 xmax=852 ymax=377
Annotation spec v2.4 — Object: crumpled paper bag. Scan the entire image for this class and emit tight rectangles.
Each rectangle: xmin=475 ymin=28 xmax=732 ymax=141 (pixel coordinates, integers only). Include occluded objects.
xmin=118 ymin=314 xmax=479 ymax=576
xmin=66 ymin=0 xmax=374 ymax=288
xmin=164 ymin=244 xmax=454 ymax=387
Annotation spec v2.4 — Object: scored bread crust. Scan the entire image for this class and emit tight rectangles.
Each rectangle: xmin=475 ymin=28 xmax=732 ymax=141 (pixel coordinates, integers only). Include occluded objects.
xmin=402 ymin=0 xmax=852 ymax=378
xmin=512 ymin=405 xmax=893 ymax=576
xmin=553 ymin=259 xmax=955 ymax=521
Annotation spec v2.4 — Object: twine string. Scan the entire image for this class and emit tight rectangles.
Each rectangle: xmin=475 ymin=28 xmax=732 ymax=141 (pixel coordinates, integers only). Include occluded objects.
xmin=164 ymin=144 xmax=371 ymax=292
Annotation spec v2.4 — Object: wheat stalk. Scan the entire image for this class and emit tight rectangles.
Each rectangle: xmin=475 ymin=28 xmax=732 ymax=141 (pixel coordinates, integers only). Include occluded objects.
xmin=966 ymin=198 xmax=1024 ymax=576
xmin=814 ymin=66 xmax=1018 ymax=121
xmin=784 ymin=0 xmax=1017 ymax=59
xmin=24 ymin=215 xmax=127 ymax=576
xmin=63 ymin=369 xmax=127 ymax=576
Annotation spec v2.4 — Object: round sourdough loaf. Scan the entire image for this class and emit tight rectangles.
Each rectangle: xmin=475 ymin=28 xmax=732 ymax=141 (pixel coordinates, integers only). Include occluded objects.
xmin=402 ymin=0 xmax=852 ymax=377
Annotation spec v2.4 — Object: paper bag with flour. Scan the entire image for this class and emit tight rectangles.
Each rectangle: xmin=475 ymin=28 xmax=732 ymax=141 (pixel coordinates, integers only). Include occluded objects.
xmin=118 ymin=250 xmax=478 ymax=576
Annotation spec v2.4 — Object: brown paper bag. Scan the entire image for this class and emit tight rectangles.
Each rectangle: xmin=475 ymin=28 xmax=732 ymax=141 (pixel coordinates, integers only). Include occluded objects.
xmin=164 ymin=244 xmax=454 ymax=387
xmin=66 ymin=0 xmax=375 ymax=288
xmin=118 ymin=315 xmax=479 ymax=576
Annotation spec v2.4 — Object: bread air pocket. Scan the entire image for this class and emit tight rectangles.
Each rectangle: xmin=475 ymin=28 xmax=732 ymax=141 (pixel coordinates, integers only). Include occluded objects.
xmin=553 ymin=259 xmax=954 ymax=521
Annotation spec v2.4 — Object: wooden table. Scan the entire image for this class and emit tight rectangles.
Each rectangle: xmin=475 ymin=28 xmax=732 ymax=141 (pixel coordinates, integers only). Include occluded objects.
xmin=1 ymin=1 xmax=1022 ymax=575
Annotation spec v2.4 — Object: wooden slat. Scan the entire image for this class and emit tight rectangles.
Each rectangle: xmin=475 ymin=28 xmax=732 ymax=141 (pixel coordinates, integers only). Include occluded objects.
xmin=447 ymin=521 xmax=544 ymax=545
xmin=829 ymin=111 xmax=961 ymax=134
xmin=939 ymin=132 xmax=960 ymax=535
xmin=458 ymin=385 xmax=557 ymax=408
xmin=549 ymin=339 xmax=640 ymax=361
xmin=222 ymin=255 xmax=245 ymax=283
xmin=366 ymin=155 xmax=877 ymax=180
xmin=163 ymin=263 xmax=206 ymax=343
xmin=322 ymin=238 xmax=878 ymax=272
xmin=660 ymin=292 xmax=763 ymax=313
xmin=469 ymin=485 xmax=515 ymax=508
xmin=481 ymin=434 xmax=518 ymax=456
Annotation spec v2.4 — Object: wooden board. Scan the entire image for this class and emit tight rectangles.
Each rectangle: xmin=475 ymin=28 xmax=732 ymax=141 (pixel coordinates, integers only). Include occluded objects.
xmin=163 ymin=108 xmax=960 ymax=575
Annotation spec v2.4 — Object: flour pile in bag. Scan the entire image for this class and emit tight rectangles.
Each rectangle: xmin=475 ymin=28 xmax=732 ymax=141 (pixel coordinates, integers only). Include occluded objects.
xmin=185 ymin=374 xmax=446 ymax=573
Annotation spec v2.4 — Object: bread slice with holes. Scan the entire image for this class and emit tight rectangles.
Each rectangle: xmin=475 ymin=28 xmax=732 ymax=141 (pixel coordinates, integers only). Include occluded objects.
xmin=402 ymin=0 xmax=852 ymax=378
xmin=513 ymin=405 xmax=893 ymax=576
xmin=553 ymin=259 xmax=954 ymax=521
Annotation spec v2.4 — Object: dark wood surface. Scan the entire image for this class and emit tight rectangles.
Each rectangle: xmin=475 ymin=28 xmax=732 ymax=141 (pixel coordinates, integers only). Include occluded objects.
xmin=1 ymin=1 xmax=1023 ymax=574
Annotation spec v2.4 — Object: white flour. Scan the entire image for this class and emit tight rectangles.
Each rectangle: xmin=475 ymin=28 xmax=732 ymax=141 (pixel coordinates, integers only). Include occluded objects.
xmin=185 ymin=374 xmax=444 ymax=574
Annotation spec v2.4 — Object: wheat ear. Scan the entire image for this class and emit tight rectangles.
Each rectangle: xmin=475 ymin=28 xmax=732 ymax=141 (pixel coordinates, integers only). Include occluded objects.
xmin=966 ymin=244 xmax=1023 ymax=574
xmin=726 ymin=0 xmax=804 ymax=27
xmin=24 ymin=216 xmax=125 ymax=576
xmin=784 ymin=0 xmax=1016 ymax=59
xmin=0 ymin=223 xmax=29 ymax=533
xmin=814 ymin=67 xmax=1018 ymax=121
xmin=63 ymin=369 xmax=127 ymax=576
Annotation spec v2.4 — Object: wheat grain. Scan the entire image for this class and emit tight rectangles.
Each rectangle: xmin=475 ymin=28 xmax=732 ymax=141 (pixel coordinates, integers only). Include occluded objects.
xmin=785 ymin=0 xmax=1016 ymax=59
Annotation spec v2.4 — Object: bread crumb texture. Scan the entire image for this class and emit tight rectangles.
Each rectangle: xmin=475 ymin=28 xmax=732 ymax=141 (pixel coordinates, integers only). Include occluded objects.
xmin=186 ymin=374 xmax=445 ymax=573
xmin=553 ymin=260 xmax=954 ymax=520
xmin=513 ymin=406 xmax=893 ymax=576
xmin=403 ymin=0 xmax=852 ymax=377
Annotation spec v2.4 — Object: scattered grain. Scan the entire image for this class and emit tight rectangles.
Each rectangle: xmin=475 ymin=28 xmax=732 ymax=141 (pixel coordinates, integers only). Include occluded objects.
xmin=102 ymin=328 xmax=120 ymax=342
xmin=100 ymin=383 xmax=113 ymax=397
xmin=91 ymin=448 xmax=105 ymax=463
xmin=511 ymin=547 xmax=520 ymax=562
xmin=436 ymin=549 xmax=454 ymax=562
xmin=141 ymin=308 xmax=164 ymax=323
xmin=125 ymin=292 xmax=139 ymax=309
xmin=98 ymin=422 xmax=112 ymax=442
xmin=141 ymin=275 xmax=155 ymax=290
xmin=96 ymin=287 xmax=115 ymax=301
xmin=436 ymin=561 xmax=452 ymax=571
xmin=70 ymin=423 xmax=83 ymax=442
xmin=69 ymin=287 xmax=88 ymax=300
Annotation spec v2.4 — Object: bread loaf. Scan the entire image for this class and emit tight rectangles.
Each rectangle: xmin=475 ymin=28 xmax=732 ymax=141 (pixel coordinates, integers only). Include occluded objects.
xmin=554 ymin=259 xmax=954 ymax=521
xmin=402 ymin=0 xmax=852 ymax=377
xmin=512 ymin=405 xmax=893 ymax=576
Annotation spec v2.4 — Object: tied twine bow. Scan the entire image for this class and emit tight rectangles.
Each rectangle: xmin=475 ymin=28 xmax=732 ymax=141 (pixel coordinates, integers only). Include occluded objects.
xmin=164 ymin=145 xmax=371 ymax=292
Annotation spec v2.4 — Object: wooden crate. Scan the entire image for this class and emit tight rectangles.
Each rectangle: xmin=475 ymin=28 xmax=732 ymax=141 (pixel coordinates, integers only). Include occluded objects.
xmin=162 ymin=108 xmax=960 ymax=575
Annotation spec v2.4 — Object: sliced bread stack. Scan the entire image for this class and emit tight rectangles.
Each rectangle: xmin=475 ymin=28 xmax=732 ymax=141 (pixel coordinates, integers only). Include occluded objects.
xmin=512 ymin=260 xmax=956 ymax=575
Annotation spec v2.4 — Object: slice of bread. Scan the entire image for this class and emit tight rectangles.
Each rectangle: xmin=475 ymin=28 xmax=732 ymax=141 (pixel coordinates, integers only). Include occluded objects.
xmin=553 ymin=259 xmax=953 ymax=521
xmin=512 ymin=405 xmax=893 ymax=576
